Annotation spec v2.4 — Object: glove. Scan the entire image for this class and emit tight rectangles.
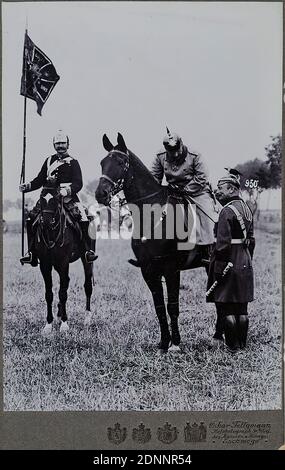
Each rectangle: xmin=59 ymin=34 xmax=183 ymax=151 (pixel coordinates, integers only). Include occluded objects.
xmin=19 ymin=183 xmax=31 ymax=192
xmin=59 ymin=188 xmax=68 ymax=197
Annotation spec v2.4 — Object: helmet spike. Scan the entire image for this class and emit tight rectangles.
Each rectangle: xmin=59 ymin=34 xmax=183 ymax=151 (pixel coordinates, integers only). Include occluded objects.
xmin=166 ymin=126 xmax=171 ymax=137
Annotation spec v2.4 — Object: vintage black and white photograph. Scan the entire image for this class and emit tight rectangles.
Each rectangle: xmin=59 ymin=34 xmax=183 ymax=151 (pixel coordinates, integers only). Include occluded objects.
xmin=2 ymin=0 xmax=283 ymax=429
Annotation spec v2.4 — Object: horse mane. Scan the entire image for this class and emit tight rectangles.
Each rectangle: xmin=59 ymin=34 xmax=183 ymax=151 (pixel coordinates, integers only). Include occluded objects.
xmin=127 ymin=149 xmax=161 ymax=187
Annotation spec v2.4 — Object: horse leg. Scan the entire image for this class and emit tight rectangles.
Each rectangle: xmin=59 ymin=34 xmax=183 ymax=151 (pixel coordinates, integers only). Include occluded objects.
xmin=165 ymin=269 xmax=181 ymax=350
xmin=141 ymin=267 xmax=171 ymax=351
xmin=55 ymin=263 xmax=70 ymax=332
xmin=40 ymin=262 xmax=53 ymax=334
xmin=81 ymin=255 xmax=93 ymax=325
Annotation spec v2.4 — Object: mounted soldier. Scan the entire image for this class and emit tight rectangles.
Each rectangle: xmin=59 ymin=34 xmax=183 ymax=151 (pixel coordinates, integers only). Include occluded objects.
xmin=206 ymin=170 xmax=255 ymax=352
xmin=19 ymin=130 xmax=97 ymax=266
xmin=151 ymin=128 xmax=218 ymax=262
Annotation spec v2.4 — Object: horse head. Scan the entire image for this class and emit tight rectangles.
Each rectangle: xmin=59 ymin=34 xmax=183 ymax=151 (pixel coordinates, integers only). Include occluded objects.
xmin=40 ymin=187 xmax=61 ymax=228
xmin=95 ymin=133 xmax=130 ymax=206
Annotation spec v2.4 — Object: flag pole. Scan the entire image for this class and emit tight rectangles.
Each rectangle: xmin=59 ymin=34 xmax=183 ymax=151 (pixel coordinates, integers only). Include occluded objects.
xmin=21 ymin=96 xmax=27 ymax=257
xmin=20 ymin=28 xmax=28 ymax=257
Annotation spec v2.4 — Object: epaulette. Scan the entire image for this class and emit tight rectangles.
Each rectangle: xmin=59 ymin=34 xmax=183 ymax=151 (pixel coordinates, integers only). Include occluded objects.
xmin=63 ymin=156 xmax=73 ymax=164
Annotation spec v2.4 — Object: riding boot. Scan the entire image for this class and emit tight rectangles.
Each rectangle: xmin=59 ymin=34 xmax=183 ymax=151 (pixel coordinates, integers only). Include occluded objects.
xmin=213 ymin=312 xmax=224 ymax=341
xmin=200 ymin=245 xmax=211 ymax=266
xmin=80 ymin=221 xmax=98 ymax=263
xmin=20 ymin=219 xmax=38 ymax=266
xmin=224 ymin=315 xmax=240 ymax=352
xmin=237 ymin=315 xmax=249 ymax=349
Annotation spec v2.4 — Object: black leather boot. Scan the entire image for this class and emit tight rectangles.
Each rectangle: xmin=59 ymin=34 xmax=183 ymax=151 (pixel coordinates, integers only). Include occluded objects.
xmin=237 ymin=315 xmax=249 ymax=349
xmin=213 ymin=312 xmax=224 ymax=341
xmin=224 ymin=315 xmax=240 ymax=352
xmin=20 ymin=219 xmax=38 ymax=266
xmin=81 ymin=221 xmax=98 ymax=263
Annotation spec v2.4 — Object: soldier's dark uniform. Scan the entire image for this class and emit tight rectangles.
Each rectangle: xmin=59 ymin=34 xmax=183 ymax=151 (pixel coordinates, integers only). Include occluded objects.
xmin=27 ymin=153 xmax=83 ymax=201
xmin=207 ymin=193 xmax=255 ymax=351
xmin=20 ymin=139 xmax=97 ymax=265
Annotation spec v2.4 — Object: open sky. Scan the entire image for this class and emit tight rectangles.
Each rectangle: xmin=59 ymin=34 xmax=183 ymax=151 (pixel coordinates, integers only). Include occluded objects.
xmin=2 ymin=1 xmax=282 ymax=208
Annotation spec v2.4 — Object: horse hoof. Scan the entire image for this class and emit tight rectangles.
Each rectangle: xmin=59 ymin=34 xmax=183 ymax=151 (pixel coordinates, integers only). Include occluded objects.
xmin=84 ymin=312 xmax=92 ymax=326
xmin=168 ymin=344 xmax=181 ymax=353
xmin=42 ymin=323 xmax=53 ymax=335
xmin=60 ymin=321 xmax=69 ymax=333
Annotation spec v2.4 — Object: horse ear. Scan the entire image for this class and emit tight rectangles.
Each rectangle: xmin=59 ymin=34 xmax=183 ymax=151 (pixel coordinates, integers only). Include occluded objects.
xmin=102 ymin=134 xmax=114 ymax=152
xmin=117 ymin=133 xmax=127 ymax=153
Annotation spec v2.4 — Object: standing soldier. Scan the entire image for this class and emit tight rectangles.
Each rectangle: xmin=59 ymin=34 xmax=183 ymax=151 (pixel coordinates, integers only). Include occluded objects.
xmin=206 ymin=171 xmax=255 ymax=352
xmin=19 ymin=130 xmax=97 ymax=266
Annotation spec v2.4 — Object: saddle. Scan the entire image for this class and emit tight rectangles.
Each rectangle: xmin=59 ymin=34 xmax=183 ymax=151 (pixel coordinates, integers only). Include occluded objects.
xmin=30 ymin=198 xmax=82 ymax=241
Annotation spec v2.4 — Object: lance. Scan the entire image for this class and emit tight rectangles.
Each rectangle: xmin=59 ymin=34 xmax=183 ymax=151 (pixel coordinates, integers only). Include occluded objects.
xmin=206 ymin=262 xmax=233 ymax=298
xmin=20 ymin=28 xmax=28 ymax=257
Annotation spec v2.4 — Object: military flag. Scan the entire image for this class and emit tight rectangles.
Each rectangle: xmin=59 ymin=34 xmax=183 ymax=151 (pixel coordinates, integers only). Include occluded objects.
xmin=20 ymin=32 xmax=60 ymax=115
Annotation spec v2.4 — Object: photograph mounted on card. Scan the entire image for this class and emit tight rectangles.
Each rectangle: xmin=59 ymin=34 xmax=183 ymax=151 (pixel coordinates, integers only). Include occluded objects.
xmin=1 ymin=1 xmax=283 ymax=450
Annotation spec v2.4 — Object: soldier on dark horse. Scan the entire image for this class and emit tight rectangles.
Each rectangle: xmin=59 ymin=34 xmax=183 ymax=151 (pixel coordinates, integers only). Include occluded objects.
xmin=95 ymin=132 xmax=218 ymax=352
xmin=20 ymin=130 xmax=97 ymax=266
xmin=128 ymin=128 xmax=218 ymax=267
xmin=19 ymin=130 xmax=97 ymax=333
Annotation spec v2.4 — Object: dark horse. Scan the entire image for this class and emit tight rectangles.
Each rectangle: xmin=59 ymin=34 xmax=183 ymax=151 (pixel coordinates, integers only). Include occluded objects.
xmin=33 ymin=187 xmax=94 ymax=334
xmin=95 ymin=133 xmax=211 ymax=352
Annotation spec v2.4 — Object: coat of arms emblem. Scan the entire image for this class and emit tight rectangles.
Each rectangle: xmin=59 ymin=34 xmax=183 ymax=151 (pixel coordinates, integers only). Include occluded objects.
xmin=107 ymin=423 xmax=127 ymax=445
xmin=132 ymin=423 xmax=151 ymax=444
xmin=184 ymin=422 xmax=207 ymax=442
xmin=157 ymin=422 xmax=178 ymax=444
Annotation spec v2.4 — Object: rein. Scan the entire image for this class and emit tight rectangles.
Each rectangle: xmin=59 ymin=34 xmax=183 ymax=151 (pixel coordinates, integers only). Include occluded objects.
xmin=101 ymin=149 xmax=164 ymax=207
xmin=100 ymin=150 xmax=132 ymax=205
xmin=39 ymin=197 xmax=67 ymax=249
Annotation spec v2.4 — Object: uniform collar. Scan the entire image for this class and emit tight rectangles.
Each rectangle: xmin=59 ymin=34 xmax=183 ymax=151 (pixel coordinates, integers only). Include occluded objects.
xmin=56 ymin=152 xmax=69 ymax=160
xmin=221 ymin=195 xmax=242 ymax=206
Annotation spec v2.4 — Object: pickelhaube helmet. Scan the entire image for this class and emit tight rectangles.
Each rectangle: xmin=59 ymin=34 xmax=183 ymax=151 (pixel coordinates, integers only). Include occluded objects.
xmin=53 ymin=130 xmax=69 ymax=147
xmin=163 ymin=127 xmax=183 ymax=153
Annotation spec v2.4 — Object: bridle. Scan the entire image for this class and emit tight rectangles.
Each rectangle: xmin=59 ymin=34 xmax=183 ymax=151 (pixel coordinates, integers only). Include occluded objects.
xmin=99 ymin=149 xmax=164 ymax=206
xmin=38 ymin=194 xmax=66 ymax=249
xmin=100 ymin=150 xmax=131 ymax=201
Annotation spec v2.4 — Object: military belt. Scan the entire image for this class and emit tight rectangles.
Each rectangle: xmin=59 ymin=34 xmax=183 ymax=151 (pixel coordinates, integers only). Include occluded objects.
xmin=214 ymin=238 xmax=244 ymax=244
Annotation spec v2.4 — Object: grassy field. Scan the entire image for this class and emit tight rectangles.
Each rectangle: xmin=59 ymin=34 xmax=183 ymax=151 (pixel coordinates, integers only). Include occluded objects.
xmin=3 ymin=228 xmax=282 ymax=411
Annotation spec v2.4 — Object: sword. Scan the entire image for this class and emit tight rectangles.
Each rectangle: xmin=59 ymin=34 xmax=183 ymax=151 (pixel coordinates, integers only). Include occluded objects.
xmin=206 ymin=261 xmax=233 ymax=298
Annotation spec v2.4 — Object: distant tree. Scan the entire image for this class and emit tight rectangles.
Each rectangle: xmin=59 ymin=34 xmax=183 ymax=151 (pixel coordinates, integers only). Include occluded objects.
xmin=14 ymin=197 xmax=34 ymax=210
xmin=235 ymin=158 xmax=271 ymax=194
xmin=265 ymin=134 xmax=281 ymax=189
xmin=3 ymin=199 xmax=14 ymax=212
xmin=234 ymin=135 xmax=282 ymax=215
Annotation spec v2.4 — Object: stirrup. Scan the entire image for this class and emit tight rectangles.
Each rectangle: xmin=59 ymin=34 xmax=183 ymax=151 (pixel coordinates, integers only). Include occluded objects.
xmin=20 ymin=252 xmax=38 ymax=266
xmin=85 ymin=251 xmax=98 ymax=263
xmin=201 ymin=258 xmax=210 ymax=266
